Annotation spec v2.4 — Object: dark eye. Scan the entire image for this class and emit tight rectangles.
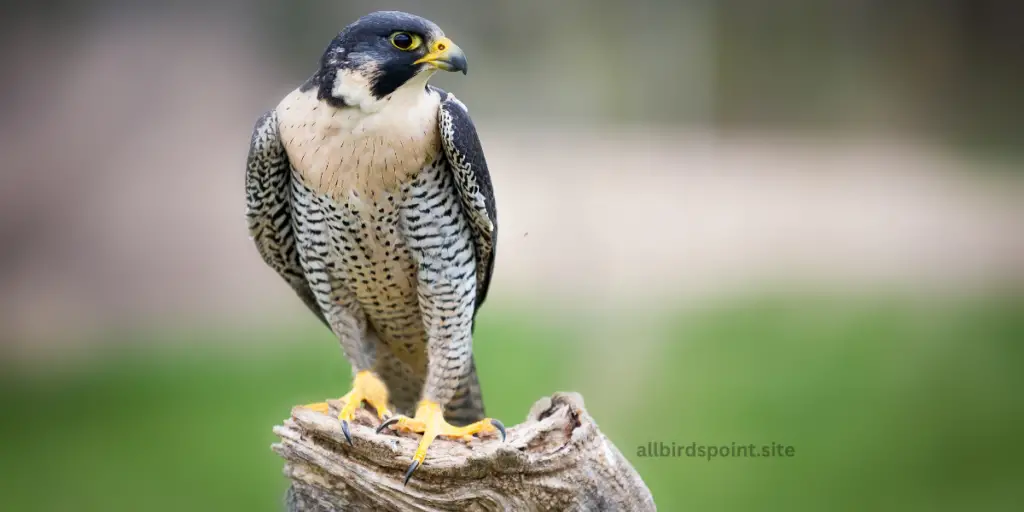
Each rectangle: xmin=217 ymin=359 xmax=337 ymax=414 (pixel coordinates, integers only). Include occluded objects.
xmin=389 ymin=32 xmax=421 ymax=51
xmin=392 ymin=33 xmax=412 ymax=49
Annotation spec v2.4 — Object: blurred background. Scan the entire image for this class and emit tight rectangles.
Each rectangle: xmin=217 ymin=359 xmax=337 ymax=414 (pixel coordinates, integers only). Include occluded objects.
xmin=1 ymin=0 xmax=1022 ymax=510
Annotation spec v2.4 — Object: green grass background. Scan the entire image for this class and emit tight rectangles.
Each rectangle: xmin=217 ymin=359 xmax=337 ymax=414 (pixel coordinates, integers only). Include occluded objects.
xmin=1 ymin=295 xmax=1022 ymax=511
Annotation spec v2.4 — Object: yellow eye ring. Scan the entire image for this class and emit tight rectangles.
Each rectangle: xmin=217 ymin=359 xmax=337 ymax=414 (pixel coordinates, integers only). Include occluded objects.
xmin=390 ymin=32 xmax=422 ymax=51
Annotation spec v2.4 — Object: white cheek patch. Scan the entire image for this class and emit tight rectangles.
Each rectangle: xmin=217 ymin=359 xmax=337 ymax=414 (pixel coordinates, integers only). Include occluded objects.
xmin=332 ymin=66 xmax=384 ymax=112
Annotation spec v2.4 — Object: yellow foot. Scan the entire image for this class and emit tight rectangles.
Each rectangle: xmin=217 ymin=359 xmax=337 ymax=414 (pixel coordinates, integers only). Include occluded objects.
xmin=375 ymin=400 xmax=506 ymax=485
xmin=301 ymin=371 xmax=393 ymax=445
xmin=300 ymin=401 xmax=332 ymax=414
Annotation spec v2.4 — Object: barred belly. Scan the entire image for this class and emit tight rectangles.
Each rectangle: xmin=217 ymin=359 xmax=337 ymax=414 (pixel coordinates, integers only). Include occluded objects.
xmin=289 ymin=153 xmax=477 ymax=413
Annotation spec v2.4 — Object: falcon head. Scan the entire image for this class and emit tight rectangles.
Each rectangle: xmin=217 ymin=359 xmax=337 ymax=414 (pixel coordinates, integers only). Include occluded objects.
xmin=312 ymin=11 xmax=468 ymax=109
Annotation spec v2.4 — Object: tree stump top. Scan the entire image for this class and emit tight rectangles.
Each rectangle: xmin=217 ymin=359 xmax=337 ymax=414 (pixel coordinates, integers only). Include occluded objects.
xmin=273 ymin=392 xmax=655 ymax=511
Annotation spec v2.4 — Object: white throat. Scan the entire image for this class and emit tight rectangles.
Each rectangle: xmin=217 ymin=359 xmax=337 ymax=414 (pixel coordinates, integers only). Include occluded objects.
xmin=276 ymin=70 xmax=443 ymax=201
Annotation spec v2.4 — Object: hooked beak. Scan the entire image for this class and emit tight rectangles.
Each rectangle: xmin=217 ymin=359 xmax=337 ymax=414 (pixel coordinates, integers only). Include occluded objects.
xmin=414 ymin=37 xmax=468 ymax=74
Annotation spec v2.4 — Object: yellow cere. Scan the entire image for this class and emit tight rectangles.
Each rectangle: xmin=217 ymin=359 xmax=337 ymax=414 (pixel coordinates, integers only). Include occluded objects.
xmin=414 ymin=37 xmax=457 ymax=66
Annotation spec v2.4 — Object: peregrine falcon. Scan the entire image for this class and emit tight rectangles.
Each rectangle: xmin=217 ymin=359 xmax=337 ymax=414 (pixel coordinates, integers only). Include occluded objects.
xmin=245 ymin=11 xmax=503 ymax=484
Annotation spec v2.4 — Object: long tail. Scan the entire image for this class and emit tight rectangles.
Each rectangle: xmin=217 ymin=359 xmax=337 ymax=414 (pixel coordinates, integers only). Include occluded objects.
xmin=444 ymin=356 xmax=486 ymax=426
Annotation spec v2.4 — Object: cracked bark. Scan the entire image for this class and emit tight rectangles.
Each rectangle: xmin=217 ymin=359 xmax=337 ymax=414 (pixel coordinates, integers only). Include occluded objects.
xmin=273 ymin=392 xmax=656 ymax=511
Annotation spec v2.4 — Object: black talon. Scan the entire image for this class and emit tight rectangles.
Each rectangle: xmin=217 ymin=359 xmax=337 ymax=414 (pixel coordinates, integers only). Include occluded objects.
xmin=403 ymin=460 xmax=420 ymax=486
xmin=376 ymin=416 xmax=400 ymax=434
xmin=491 ymin=419 xmax=507 ymax=442
xmin=341 ymin=419 xmax=353 ymax=446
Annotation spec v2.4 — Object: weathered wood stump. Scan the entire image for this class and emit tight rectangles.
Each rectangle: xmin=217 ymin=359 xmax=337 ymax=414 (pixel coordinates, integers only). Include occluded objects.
xmin=272 ymin=392 xmax=655 ymax=511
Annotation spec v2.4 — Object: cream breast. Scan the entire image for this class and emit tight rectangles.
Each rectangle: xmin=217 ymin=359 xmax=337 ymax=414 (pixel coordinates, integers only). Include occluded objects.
xmin=276 ymin=80 xmax=441 ymax=201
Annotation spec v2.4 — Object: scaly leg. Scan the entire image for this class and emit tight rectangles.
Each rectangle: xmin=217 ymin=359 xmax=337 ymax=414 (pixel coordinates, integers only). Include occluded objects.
xmin=303 ymin=370 xmax=392 ymax=444
xmin=376 ymin=400 xmax=506 ymax=485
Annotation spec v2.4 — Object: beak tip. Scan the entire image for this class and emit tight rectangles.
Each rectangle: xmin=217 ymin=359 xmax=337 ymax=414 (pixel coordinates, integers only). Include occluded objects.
xmin=451 ymin=54 xmax=468 ymax=75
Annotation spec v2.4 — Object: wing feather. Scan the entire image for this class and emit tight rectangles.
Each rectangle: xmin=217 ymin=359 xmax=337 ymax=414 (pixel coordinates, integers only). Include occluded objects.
xmin=245 ymin=110 xmax=329 ymax=328
xmin=435 ymin=89 xmax=498 ymax=318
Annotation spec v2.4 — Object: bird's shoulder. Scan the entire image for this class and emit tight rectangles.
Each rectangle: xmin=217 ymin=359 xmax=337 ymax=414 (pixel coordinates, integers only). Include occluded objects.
xmin=427 ymin=84 xmax=449 ymax=102
xmin=428 ymin=85 xmax=470 ymax=115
